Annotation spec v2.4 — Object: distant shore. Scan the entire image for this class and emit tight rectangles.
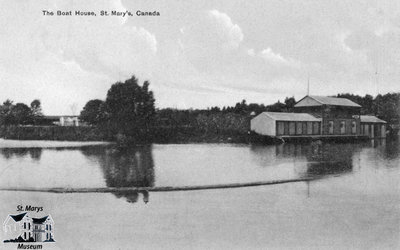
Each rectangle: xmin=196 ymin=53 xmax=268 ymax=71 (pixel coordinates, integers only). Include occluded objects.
xmin=0 ymin=138 xmax=111 ymax=148
xmin=1 ymin=125 xmax=397 ymax=145
xmin=0 ymin=125 xmax=278 ymax=145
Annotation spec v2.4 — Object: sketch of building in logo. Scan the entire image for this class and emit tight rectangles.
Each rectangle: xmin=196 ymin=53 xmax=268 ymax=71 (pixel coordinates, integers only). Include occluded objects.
xmin=3 ymin=212 xmax=55 ymax=243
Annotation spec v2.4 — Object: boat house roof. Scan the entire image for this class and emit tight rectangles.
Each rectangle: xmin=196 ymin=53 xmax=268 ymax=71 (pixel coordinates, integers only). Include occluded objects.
xmin=360 ymin=115 xmax=386 ymax=123
xmin=260 ymin=112 xmax=321 ymax=122
xmin=295 ymin=95 xmax=361 ymax=108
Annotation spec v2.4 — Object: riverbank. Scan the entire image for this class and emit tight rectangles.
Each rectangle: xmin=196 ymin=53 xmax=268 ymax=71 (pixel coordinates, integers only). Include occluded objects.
xmin=0 ymin=125 xmax=263 ymax=144
xmin=0 ymin=126 xmax=108 ymax=141
xmin=1 ymin=125 xmax=397 ymax=145
xmin=0 ymin=138 xmax=111 ymax=148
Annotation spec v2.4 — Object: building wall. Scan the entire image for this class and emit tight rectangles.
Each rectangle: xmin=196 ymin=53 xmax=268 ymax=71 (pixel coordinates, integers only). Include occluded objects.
xmin=276 ymin=121 xmax=321 ymax=136
xmin=250 ymin=114 xmax=275 ymax=136
xmin=60 ymin=117 xmax=79 ymax=126
xmin=361 ymin=123 xmax=386 ymax=138
xmin=322 ymin=118 xmax=360 ymax=135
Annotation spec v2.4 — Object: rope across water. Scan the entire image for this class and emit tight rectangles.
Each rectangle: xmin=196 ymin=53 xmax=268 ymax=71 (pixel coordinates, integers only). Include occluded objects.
xmin=0 ymin=177 xmax=318 ymax=193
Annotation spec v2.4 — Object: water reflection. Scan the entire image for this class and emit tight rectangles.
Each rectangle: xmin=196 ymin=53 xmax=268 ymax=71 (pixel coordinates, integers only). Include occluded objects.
xmin=0 ymin=148 xmax=42 ymax=161
xmin=251 ymin=141 xmax=358 ymax=179
xmin=81 ymin=146 xmax=154 ymax=204
xmin=374 ymin=138 xmax=399 ymax=160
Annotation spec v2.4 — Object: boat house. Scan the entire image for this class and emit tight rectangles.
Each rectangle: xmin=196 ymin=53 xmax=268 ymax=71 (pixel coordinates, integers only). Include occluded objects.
xmin=250 ymin=95 xmax=387 ymax=139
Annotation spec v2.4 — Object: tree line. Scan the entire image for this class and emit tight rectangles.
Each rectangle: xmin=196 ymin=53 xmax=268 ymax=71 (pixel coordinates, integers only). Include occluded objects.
xmin=1 ymin=74 xmax=398 ymax=143
xmin=0 ymin=99 xmax=43 ymax=126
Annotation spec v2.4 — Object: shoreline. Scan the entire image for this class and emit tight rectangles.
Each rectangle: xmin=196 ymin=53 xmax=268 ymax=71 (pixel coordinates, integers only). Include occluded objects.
xmin=0 ymin=138 xmax=112 ymax=148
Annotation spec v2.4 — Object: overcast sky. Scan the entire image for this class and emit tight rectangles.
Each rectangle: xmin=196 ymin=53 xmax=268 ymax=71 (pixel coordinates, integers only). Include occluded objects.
xmin=0 ymin=0 xmax=399 ymax=115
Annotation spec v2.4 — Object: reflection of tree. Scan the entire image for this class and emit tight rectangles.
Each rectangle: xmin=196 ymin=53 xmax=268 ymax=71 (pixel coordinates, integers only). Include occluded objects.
xmin=0 ymin=148 xmax=42 ymax=161
xmin=81 ymin=145 xmax=154 ymax=204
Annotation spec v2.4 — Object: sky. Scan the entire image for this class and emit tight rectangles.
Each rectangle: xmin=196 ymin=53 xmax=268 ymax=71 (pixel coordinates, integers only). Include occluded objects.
xmin=0 ymin=0 xmax=399 ymax=115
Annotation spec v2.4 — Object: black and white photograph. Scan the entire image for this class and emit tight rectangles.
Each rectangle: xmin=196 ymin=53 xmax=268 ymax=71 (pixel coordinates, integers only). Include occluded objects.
xmin=0 ymin=0 xmax=399 ymax=249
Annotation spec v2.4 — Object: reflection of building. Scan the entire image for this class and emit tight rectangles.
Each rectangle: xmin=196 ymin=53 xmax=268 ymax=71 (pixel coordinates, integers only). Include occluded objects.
xmin=273 ymin=142 xmax=355 ymax=178
xmin=251 ymin=95 xmax=386 ymax=138
xmin=3 ymin=213 xmax=54 ymax=243
xmin=250 ymin=142 xmax=356 ymax=178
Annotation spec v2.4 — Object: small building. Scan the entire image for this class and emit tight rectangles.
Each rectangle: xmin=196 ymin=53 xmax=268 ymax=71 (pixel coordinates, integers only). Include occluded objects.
xmin=294 ymin=95 xmax=361 ymax=135
xmin=360 ymin=115 xmax=387 ymax=138
xmin=250 ymin=112 xmax=321 ymax=137
xmin=42 ymin=116 xmax=80 ymax=126
xmin=3 ymin=213 xmax=54 ymax=243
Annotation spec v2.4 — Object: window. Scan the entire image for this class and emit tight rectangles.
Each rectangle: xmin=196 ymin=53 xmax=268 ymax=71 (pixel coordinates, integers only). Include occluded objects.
xmin=307 ymin=122 xmax=313 ymax=135
xmin=24 ymin=222 xmax=26 ymax=229
xmin=296 ymin=122 xmax=302 ymax=135
xmin=313 ymin=122 xmax=320 ymax=135
xmin=277 ymin=121 xmax=284 ymax=135
xmin=340 ymin=121 xmax=346 ymax=134
xmin=328 ymin=121 xmax=334 ymax=134
xmin=351 ymin=121 xmax=356 ymax=134
xmin=289 ymin=122 xmax=296 ymax=135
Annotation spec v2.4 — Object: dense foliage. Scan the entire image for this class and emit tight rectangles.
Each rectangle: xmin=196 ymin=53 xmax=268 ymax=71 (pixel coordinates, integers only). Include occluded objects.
xmin=79 ymin=99 xmax=106 ymax=125
xmin=79 ymin=75 xmax=156 ymax=143
xmin=0 ymin=99 xmax=43 ymax=126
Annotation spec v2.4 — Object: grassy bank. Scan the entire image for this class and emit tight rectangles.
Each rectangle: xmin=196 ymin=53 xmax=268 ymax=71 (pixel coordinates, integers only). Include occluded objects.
xmin=0 ymin=125 xmax=270 ymax=144
xmin=0 ymin=126 xmax=107 ymax=141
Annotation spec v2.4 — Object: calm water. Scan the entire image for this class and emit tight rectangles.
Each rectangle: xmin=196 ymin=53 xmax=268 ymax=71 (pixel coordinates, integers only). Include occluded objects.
xmin=0 ymin=139 xmax=399 ymax=249
xmin=0 ymin=139 xmax=398 ymax=190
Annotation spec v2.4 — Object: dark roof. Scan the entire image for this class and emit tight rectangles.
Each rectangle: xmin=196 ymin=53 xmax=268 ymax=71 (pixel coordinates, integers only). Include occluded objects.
xmin=32 ymin=216 xmax=48 ymax=224
xmin=360 ymin=115 xmax=386 ymax=123
xmin=295 ymin=95 xmax=361 ymax=108
xmin=261 ymin=112 xmax=321 ymax=122
xmin=10 ymin=212 xmax=27 ymax=222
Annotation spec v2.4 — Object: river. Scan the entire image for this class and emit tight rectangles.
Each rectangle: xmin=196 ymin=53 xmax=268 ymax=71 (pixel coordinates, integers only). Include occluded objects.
xmin=0 ymin=139 xmax=399 ymax=249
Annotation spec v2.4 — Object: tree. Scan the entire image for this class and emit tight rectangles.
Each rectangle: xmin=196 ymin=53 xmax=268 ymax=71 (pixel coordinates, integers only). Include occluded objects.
xmin=284 ymin=96 xmax=296 ymax=112
xmin=30 ymin=99 xmax=43 ymax=124
xmin=30 ymin=99 xmax=43 ymax=116
xmin=105 ymin=75 xmax=155 ymax=141
xmin=12 ymin=103 xmax=32 ymax=125
xmin=80 ymin=99 xmax=106 ymax=125
xmin=0 ymin=99 xmax=15 ymax=125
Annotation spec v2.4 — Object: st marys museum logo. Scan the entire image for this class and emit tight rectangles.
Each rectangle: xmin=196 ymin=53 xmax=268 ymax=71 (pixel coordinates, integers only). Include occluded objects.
xmin=3 ymin=212 xmax=55 ymax=243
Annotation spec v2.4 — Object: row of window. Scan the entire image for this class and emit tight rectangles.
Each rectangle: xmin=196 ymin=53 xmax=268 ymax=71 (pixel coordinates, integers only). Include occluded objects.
xmin=276 ymin=121 xmax=320 ymax=136
xmin=23 ymin=222 xmax=52 ymax=231
xmin=23 ymin=232 xmax=52 ymax=240
xmin=326 ymin=120 xmax=357 ymax=135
